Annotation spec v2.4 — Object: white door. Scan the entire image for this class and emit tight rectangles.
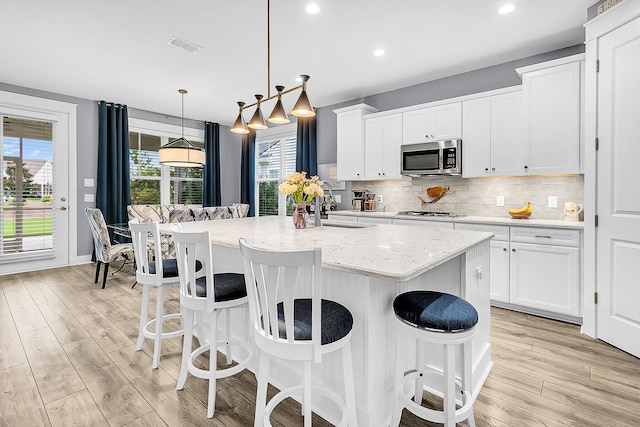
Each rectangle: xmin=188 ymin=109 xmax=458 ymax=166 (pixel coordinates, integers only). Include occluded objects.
xmin=596 ymin=17 xmax=640 ymax=358
xmin=0 ymin=92 xmax=74 ymax=273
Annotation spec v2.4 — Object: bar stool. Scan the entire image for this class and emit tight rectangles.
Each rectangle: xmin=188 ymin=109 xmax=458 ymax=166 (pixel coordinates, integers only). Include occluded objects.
xmin=390 ymin=291 xmax=478 ymax=427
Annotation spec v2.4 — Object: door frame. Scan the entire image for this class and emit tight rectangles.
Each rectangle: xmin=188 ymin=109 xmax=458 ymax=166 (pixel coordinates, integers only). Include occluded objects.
xmin=0 ymin=90 xmax=77 ymax=274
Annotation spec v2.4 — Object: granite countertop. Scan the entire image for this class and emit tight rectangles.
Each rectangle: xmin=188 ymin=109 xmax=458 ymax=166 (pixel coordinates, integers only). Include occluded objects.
xmin=160 ymin=216 xmax=493 ymax=281
xmin=329 ymin=210 xmax=584 ymax=230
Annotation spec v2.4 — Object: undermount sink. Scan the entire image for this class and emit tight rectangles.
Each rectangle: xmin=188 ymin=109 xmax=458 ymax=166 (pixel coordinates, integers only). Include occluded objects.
xmin=320 ymin=221 xmax=373 ymax=229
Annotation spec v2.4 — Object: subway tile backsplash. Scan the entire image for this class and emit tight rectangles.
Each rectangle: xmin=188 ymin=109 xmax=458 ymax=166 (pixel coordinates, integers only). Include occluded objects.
xmin=351 ymin=175 xmax=584 ymax=220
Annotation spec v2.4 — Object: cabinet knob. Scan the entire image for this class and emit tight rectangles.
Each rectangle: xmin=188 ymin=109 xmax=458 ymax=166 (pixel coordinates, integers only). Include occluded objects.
xmin=492 ymin=167 xmax=496 ymax=171
xmin=378 ymin=172 xmax=381 ymax=175
xmin=524 ymin=165 xmax=528 ymax=169
xmin=382 ymin=172 xmax=385 ymax=175
xmin=485 ymin=168 xmax=489 ymax=171
xmin=503 ymin=247 xmax=507 ymax=252
xmin=512 ymin=248 xmax=516 ymax=252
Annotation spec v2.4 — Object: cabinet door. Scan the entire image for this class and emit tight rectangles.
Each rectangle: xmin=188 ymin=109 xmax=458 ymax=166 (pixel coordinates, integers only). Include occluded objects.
xmin=336 ymin=109 xmax=365 ymax=180
xmin=510 ymin=242 xmax=580 ymax=316
xmin=364 ymin=117 xmax=383 ymax=179
xmin=522 ymin=62 xmax=581 ymax=175
xmin=381 ymin=114 xmax=402 ymax=178
xmin=430 ymin=103 xmax=462 ymax=140
xmin=462 ymin=97 xmax=491 ymax=177
xmin=490 ymin=240 xmax=510 ymax=303
xmin=402 ymin=108 xmax=430 ymax=144
xmin=491 ymin=91 xmax=523 ymax=176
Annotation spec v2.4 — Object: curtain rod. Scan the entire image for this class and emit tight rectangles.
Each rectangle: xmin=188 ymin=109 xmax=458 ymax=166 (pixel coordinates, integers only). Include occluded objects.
xmin=96 ymin=101 xmax=210 ymax=124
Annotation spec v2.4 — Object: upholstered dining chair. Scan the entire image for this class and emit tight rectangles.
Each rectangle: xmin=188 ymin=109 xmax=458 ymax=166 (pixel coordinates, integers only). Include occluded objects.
xmin=173 ymin=230 xmax=252 ymax=419
xmin=239 ymin=238 xmax=358 ymax=427
xmin=85 ymin=207 xmax=134 ymax=289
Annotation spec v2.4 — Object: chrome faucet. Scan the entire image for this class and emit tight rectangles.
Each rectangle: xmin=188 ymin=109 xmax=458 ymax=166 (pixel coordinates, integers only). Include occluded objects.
xmin=314 ymin=181 xmax=335 ymax=226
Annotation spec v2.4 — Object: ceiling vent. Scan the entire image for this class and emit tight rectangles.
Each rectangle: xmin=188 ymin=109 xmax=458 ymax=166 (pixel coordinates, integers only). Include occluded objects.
xmin=167 ymin=36 xmax=203 ymax=53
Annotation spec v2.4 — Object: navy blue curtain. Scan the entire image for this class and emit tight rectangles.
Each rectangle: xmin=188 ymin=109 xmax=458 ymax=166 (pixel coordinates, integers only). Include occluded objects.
xmin=97 ymin=102 xmax=130 ymax=241
xmin=202 ymin=122 xmax=221 ymax=207
xmin=240 ymin=130 xmax=256 ymax=217
xmin=296 ymin=115 xmax=317 ymax=176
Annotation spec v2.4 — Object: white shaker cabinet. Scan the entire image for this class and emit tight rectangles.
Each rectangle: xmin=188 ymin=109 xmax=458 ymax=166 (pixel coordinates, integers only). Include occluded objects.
xmin=455 ymin=223 xmax=510 ymax=302
xmin=520 ymin=59 xmax=582 ymax=175
xmin=402 ymin=102 xmax=462 ymax=145
xmin=334 ymin=104 xmax=378 ymax=181
xmin=364 ymin=113 xmax=403 ymax=180
xmin=509 ymin=227 xmax=581 ymax=317
xmin=462 ymin=91 xmax=522 ymax=177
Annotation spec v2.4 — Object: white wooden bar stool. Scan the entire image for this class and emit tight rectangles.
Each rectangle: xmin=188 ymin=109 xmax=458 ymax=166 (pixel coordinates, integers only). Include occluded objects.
xmin=129 ymin=219 xmax=193 ymax=369
xmin=173 ymin=230 xmax=252 ymax=419
xmin=390 ymin=291 xmax=478 ymax=427
xmin=239 ymin=238 xmax=358 ymax=427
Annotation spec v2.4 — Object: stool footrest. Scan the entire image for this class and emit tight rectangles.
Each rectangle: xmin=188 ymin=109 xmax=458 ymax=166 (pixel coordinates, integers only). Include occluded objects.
xmin=143 ymin=313 xmax=184 ymax=340
xmin=187 ymin=338 xmax=252 ymax=381
xmin=264 ymin=384 xmax=349 ymax=427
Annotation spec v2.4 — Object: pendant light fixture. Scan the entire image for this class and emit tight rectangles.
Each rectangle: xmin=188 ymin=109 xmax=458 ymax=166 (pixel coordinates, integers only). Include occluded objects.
xmin=230 ymin=0 xmax=315 ymax=134
xmin=159 ymin=89 xmax=206 ymax=168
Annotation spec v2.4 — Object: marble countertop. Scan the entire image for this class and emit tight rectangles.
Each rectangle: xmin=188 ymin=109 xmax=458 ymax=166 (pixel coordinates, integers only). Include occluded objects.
xmin=329 ymin=210 xmax=584 ymax=230
xmin=160 ymin=216 xmax=493 ymax=281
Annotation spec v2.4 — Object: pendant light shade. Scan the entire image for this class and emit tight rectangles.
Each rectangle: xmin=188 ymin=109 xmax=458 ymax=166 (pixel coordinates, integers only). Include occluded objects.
xmin=230 ymin=101 xmax=250 ymax=134
xmin=158 ymin=89 xmax=205 ymax=168
xmin=247 ymin=95 xmax=268 ymax=130
xmin=290 ymin=75 xmax=315 ymax=118
xmin=268 ymin=85 xmax=290 ymax=124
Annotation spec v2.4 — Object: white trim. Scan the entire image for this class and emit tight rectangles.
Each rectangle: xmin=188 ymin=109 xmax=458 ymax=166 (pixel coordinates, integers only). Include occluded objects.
xmin=515 ymin=54 xmax=586 ymax=77
xmin=129 ymin=117 xmax=204 ymax=141
xmin=585 ymin=0 xmax=640 ymax=41
xmin=255 ymin=122 xmax=297 ymax=142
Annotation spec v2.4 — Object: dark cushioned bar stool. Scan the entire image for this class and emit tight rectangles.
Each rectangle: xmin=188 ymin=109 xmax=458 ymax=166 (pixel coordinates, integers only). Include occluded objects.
xmin=390 ymin=291 xmax=478 ymax=427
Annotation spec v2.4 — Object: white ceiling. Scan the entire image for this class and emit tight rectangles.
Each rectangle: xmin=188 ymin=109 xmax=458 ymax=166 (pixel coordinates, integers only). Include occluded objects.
xmin=1 ymin=0 xmax=593 ymax=126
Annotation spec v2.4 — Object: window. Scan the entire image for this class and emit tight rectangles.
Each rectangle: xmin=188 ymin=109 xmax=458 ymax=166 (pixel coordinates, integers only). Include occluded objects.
xmin=255 ymin=124 xmax=297 ymax=216
xmin=129 ymin=119 xmax=204 ymax=206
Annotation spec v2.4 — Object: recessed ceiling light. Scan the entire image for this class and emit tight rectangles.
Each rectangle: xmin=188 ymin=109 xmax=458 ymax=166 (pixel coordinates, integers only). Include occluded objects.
xmin=373 ymin=49 xmax=386 ymax=57
xmin=306 ymin=3 xmax=320 ymax=14
xmin=498 ymin=4 xmax=515 ymax=15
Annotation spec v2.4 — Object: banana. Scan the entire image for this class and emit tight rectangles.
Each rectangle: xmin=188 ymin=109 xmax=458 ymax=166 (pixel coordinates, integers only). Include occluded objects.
xmin=508 ymin=202 xmax=532 ymax=215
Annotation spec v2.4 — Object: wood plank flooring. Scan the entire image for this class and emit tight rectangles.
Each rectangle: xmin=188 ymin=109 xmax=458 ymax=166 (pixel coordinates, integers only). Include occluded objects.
xmin=1 ymin=263 xmax=639 ymax=426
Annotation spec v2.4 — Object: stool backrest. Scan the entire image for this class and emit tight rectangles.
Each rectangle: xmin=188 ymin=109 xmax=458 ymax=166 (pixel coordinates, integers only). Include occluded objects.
xmin=173 ymin=230 xmax=214 ymax=310
xmin=239 ymin=238 xmax=323 ymax=360
xmin=129 ymin=219 xmax=165 ymax=286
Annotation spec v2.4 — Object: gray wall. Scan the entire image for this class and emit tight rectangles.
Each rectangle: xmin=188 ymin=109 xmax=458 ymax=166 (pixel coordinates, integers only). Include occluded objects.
xmin=0 ymin=82 xmax=242 ymax=258
xmin=315 ymin=44 xmax=585 ymax=208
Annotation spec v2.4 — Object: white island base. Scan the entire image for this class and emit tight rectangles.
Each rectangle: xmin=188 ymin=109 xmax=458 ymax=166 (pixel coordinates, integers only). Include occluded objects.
xmin=163 ymin=217 xmax=492 ymax=426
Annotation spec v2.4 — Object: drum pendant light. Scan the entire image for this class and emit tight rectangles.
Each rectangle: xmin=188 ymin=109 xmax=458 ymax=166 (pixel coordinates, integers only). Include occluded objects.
xmin=158 ymin=89 xmax=206 ymax=168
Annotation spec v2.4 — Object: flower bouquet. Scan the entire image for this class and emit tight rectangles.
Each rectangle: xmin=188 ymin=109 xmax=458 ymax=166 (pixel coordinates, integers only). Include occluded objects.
xmin=278 ymin=171 xmax=324 ymax=228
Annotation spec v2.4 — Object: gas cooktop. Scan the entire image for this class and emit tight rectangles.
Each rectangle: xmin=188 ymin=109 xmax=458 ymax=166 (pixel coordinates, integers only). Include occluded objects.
xmin=397 ymin=211 xmax=460 ymax=217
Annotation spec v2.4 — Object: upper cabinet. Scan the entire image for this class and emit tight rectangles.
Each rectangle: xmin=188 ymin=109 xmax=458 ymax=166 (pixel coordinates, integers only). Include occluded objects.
xmin=402 ymin=102 xmax=462 ymax=145
xmin=462 ymin=91 xmax=522 ymax=177
xmin=364 ymin=113 xmax=403 ymax=180
xmin=334 ymin=104 xmax=378 ymax=181
xmin=518 ymin=56 xmax=583 ymax=175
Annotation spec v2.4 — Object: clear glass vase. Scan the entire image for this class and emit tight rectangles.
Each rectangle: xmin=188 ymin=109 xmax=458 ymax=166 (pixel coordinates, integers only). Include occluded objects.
xmin=293 ymin=203 xmax=309 ymax=229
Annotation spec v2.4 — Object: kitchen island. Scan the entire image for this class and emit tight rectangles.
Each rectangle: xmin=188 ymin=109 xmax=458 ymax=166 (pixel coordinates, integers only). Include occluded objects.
xmin=160 ymin=216 xmax=493 ymax=426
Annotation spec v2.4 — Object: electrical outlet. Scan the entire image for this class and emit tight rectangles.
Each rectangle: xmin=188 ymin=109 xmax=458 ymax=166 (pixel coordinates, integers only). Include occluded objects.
xmin=548 ymin=196 xmax=558 ymax=208
xmin=84 ymin=194 xmax=94 ymax=203
xmin=496 ymin=196 xmax=504 ymax=207
xmin=334 ymin=195 xmax=341 ymax=203
xmin=377 ymin=195 xmax=383 ymax=203
xmin=84 ymin=178 xmax=94 ymax=187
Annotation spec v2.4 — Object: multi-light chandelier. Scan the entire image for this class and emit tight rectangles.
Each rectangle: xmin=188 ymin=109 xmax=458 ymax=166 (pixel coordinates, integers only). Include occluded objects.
xmin=158 ymin=89 xmax=206 ymax=168
xmin=230 ymin=0 xmax=315 ymax=135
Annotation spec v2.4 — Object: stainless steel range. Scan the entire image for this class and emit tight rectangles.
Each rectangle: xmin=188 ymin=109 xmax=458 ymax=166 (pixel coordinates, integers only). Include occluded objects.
xmin=397 ymin=211 xmax=460 ymax=218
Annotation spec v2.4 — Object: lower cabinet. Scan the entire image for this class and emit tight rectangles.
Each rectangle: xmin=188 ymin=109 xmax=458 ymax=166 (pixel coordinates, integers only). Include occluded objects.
xmin=489 ymin=240 xmax=511 ymax=303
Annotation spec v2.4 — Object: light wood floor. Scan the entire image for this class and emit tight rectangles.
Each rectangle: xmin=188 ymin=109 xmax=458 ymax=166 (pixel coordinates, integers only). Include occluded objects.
xmin=1 ymin=263 xmax=639 ymax=426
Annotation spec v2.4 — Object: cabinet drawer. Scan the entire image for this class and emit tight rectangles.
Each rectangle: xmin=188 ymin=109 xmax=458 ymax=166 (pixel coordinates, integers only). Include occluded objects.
xmin=510 ymin=227 xmax=580 ymax=247
xmin=455 ymin=223 xmax=509 ymax=240
xmin=393 ymin=218 xmax=454 ymax=229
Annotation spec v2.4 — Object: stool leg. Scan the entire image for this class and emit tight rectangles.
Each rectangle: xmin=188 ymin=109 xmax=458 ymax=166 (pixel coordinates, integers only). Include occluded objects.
xmin=463 ymin=341 xmax=476 ymax=427
xmin=177 ymin=308 xmax=193 ymax=390
xmin=443 ymin=343 xmax=456 ymax=427
xmin=136 ymin=284 xmax=151 ymax=351
xmin=254 ymin=351 xmax=270 ymax=427
xmin=414 ymin=340 xmax=424 ymax=405
xmin=225 ymin=309 xmax=232 ymax=365
xmin=390 ymin=330 xmax=405 ymax=427
xmin=152 ymin=285 xmax=165 ymax=369
xmin=207 ymin=309 xmax=219 ymax=418
xmin=303 ymin=360 xmax=312 ymax=427
xmin=342 ymin=342 xmax=358 ymax=426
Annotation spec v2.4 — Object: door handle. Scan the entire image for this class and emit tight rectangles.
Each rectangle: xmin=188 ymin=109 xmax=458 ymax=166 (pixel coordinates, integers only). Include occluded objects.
xmin=60 ymin=206 xmax=67 ymax=211
xmin=534 ymin=235 xmax=552 ymax=239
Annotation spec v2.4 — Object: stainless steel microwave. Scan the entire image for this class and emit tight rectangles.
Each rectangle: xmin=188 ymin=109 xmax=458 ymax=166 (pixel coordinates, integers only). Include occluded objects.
xmin=400 ymin=139 xmax=462 ymax=176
